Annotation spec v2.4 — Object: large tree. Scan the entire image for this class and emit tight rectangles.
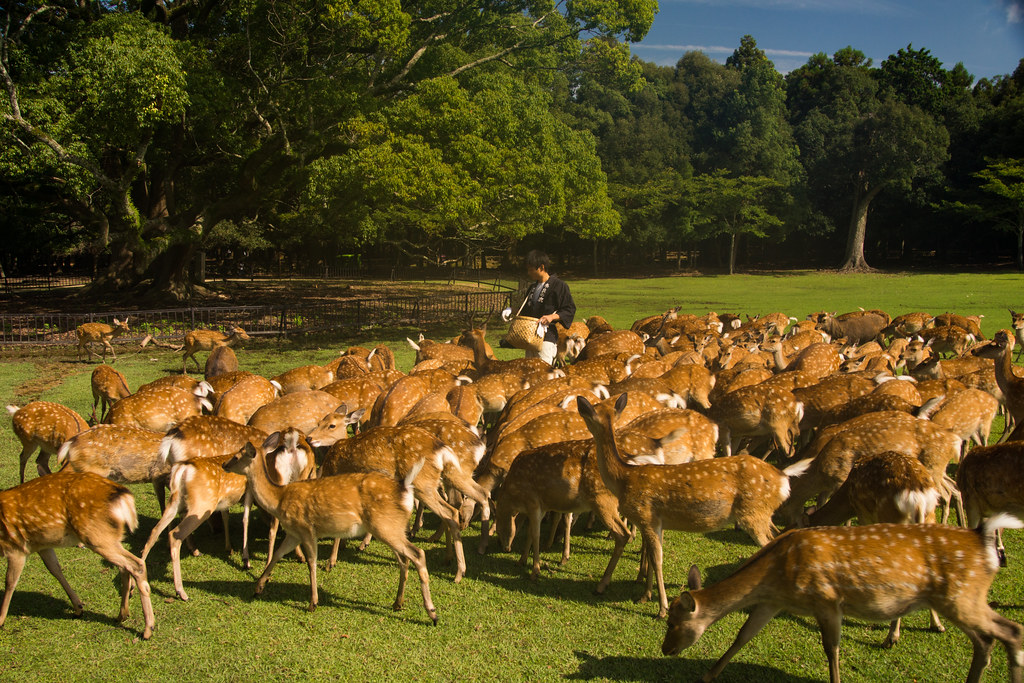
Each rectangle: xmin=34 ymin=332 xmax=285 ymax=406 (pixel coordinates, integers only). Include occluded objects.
xmin=786 ymin=48 xmax=949 ymax=271
xmin=1 ymin=0 xmax=655 ymax=299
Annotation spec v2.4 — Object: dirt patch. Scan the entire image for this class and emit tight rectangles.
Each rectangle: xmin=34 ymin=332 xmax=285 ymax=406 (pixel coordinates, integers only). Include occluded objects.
xmin=12 ymin=360 xmax=82 ymax=401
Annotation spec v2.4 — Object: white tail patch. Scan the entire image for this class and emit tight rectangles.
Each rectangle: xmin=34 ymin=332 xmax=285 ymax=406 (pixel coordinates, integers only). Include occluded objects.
xmin=194 ymin=381 xmax=214 ymax=398
xmin=110 ymin=492 xmax=140 ymax=533
xmin=783 ymin=458 xmax=813 ymax=481
xmin=457 ymin=376 xmax=474 ymax=385
xmin=270 ymin=380 xmax=283 ymax=393
xmin=56 ymin=440 xmax=73 ymax=468
xmin=401 ymin=459 xmax=426 ymax=512
xmin=471 ymin=441 xmax=486 ymax=465
xmin=982 ymin=513 xmax=1024 ymax=571
xmin=592 ymin=384 xmax=610 ymax=400
xmin=6 ymin=404 xmax=19 ymax=417
xmin=435 ymin=445 xmax=455 ymax=471
xmin=199 ymin=397 xmax=214 ymax=413
xmin=795 ymin=401 xmax=805 ymax=422
xmin=629 ymin=453 xmax=665 ymax=466
xmin=895 ymin=488 xmax=940 ymax=522
xmin=159 ymin=434 xmax=188 ymax=465
xmin=406 ymin=337 xmax=422 ymax=351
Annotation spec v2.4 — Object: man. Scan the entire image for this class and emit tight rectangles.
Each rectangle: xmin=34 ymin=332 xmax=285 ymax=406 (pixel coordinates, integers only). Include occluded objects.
xmin=517 ymin=250 xmax=576 ymax=365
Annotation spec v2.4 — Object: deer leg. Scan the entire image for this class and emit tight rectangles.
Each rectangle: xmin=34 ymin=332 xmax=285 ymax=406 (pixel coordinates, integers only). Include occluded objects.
xmin=328 ymin=538 xmax=344 ymax=569
xmin=38 ymin=549 xmax=83 ymax=616
xmin=929 ymin=609 xmax=946 ymax=634
xmin=560 ymin=512 xmax=574 ymax=565
xmin=91 ymin=543 xmax=155 ymax=641
xmin=358 ymin=532 xmax=373 ymax=551
xmin=543 ymin=511 xmax=562 ymax=551
xmin=141 ymin=491 xmax=183 ymax=561
xmin=220 ymin=510 xmax=232 ymax=555
xmin=16 ymin=444 xmax=34 ymax=484
xmin=595 ymin=504 xmax=630 ymax=594
xmin=705 ymin=604 xmax=781 ymax=681
xmin=0 ymin=553 xmax=27 ymax=628
xmin=303 ymin=539 xmax=319 ymax=612
xmin=528 ymin=506 xmax=543 ymax=580
xmin=418 ymin=490 xmax=465 ymax=582
xmin=815 ymin=611 xmax=844 ymax=683
xmin=883 ymin=618 xmax=902 ymax=648
xmin=241 ymin=491 xmax=252 ymax=569
xmin=168 ymin=511 xmax=213 ymax=601
xmin=410 ymin=502 xmax=426 ymax=536
xmin=444 ymin=467 xmax=490 ymax=531
xmin=255 ymin=533 xmax=301 ymax=597
xmin=34 ymin=452 xmax=52 ymax=478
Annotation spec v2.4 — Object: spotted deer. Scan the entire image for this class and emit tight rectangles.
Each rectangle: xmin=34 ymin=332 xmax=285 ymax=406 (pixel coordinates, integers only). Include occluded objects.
xmin=76 ymin=317 xmax=131 ymax=362
xmin=805 ymin=450 xmax=944 ymax=647
xmin=0 ymin=470 xmax=156 ymax=639
xmin=247 ymin=389 xmax=343 ymax=435
xmin=106 ymin=384 xmax=213 ymax=432
xmin=661 ymin=515 xmax=1024 ymax=683
xmin=958 ymin=441 xmax=1024 ymax=565
xmin=223 ymin=433 xmax=438 ymax=623
xmin=142 ymin=425 xmax=312 ymax=600
xmin=90 ymin=364 xmax=131 ymax=423
xmin=204 ymin=344 xmax=239 ymax=380
xmin=578 ymin=393 xmax=811 ymax=618
xmin=707 ymin=383 xmax=804 ymax=459
xmin=776 ymin=411 xmax=964 ymax=527
xmin=1011 ymin=310 xmax=1024 ymax=360
xmin=270 ymin=365 xmax=335 ymax=394
xmin=182 ymin=326 xmax=250 ymax=373
xmin=214 ymin=373 xmax=280 ymax=424
xmin=7 ymin=401 xmax=89 ymax=483
xmin=56 ymin=424 xmax=170 ymax=507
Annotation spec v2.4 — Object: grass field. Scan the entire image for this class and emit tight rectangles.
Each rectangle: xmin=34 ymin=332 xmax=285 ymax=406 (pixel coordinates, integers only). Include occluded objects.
xmin=1 ymin=271 xmax=1023 ymax=682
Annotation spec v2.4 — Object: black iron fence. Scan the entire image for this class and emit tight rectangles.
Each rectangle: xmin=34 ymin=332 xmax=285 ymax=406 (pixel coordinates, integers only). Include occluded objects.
xmin=0 ymin=290 xmax=514 ymax=346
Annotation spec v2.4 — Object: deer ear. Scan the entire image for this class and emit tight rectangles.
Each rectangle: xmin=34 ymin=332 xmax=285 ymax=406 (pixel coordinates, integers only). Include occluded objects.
xmin=335 ymin=404 xmax=349 ymax=414
xmin=241 ymin=442 xmax=256 ymax=458
xmin=614 ymin=392 xmax=628 ymax=414
xmin=576 ymin=395 xmax=594 ymax=417
xmin=687 ymin=564 xmax=702 ymax=591
xmin=263 ymin=431 xmax=282 ymax=451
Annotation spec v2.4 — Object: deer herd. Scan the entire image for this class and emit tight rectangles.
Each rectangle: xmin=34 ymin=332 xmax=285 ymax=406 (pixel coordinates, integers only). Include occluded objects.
xmin=3 ymin=308 xmax=1024 ymax=680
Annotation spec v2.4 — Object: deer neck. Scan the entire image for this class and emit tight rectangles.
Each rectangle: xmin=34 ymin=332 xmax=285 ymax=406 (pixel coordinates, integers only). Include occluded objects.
xmin=694 ymin=548 xmax=780 ymax=624
xmin=770 ymin=345 xmax=789 ymax=371
xmin=589 ymin=419 xmax=630 ymax=499
xmin=470 ymin=333 xmax=490 ymax=371
xmin=995 ymin=344 xmax=1015 ymax=396
xmin=243 ymin=453 xmax=287 ymax=516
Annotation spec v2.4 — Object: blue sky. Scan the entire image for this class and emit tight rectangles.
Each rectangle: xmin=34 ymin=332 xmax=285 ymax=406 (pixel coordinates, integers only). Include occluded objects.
xmin=630 ymin=0 xmax=1024 ymax=80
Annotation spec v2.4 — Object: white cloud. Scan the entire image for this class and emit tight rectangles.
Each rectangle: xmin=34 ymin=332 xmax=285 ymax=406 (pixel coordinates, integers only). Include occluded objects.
xmin=1007 ymin=1 xmax=1024 ymax=23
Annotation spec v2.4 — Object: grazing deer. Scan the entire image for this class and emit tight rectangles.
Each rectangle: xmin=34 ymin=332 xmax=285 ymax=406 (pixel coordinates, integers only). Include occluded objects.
xmin=662 ymin=515 xmax=1024 ymax=683
xmin=76 ymin=317 xmax=130 ymax=362
xmin=247 ymin=389 xmax=343 ymax=435
xmin=7 ymin=401 xmax=89 ymax=482
xmin=90 ymin=364 xmax=131 ymax=423
xmin=222 ymin=433 xmax=438 ymax=623
xmin=776 ymin=411 xmax=964 ymax=528
xmin=1011 ymin=310 xmax=1024 ymax=360
xmin=214 ymin=373 xmax=280 ymax=424
xmin=577 ymin=393 xmax=811 ymax=617
xmin=707 ymin=383 xmax=803 ymax=459
xmin=805 ymin=450 xmax=944 ymax=647
xmin=0 ymin=470 xmax=156 ymax=639
xmin=106 ymin=384 xmax=213 ymax=432
xmin=182 ymin=326 xmax=250 ymax=373
xmin=204 ymin=344 xmax=239 ymax=380
xmin=761 ymin=339 xmax=841 ymax=379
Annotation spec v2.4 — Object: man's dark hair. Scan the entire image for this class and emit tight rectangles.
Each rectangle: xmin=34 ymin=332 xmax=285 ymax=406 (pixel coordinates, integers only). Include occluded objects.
xmin=525 ymin=250 xmax=553 ymax=272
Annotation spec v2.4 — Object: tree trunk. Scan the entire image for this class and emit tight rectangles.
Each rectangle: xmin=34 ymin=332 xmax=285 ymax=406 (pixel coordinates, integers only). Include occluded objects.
xmin=840 ymin=180 xmax=884 ymax=271
xmin=1016 ymin=223 xmax=1023 ymax=271
xmin=728 ymin=232 xmax=737 ymax=275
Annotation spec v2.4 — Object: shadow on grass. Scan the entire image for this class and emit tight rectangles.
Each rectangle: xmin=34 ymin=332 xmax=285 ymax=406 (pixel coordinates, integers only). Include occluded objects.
xmin=1 ymin=590 xmax=137 ymax=632
xmin=567 ymin=649 xmax=821 ymax=682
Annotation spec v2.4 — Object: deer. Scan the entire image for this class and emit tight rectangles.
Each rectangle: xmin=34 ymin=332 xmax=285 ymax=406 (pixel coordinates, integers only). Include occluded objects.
xmin=661 ymin=514 xmax=1024 ymax=683
xmin=707 ymin=383 xmax=804 ymax=459
xmin=214 ymin=373 xmax=280 ymax=424
xmin=90 ymin=364 xmax=131 ymax=423
xmin=805 ymin=450 xmax=944 ymax=647
xmin=7 ymin=401 xmax=89 ymax=483
xmin=222 ymin=433 xmax=439 ymax=623
xmin=761 ymin=339 xmax=842 ymax=380
xmin=105 ymin=384 xmax=213 ymax=433
xmin=972 ymin=330 xmax=1024 ymax=434
xmin=776 ymin=410 xmax=964 ymax=528
xmin=493 ymin=438 xmax=632 ymax=591
xmin=577 ymin=393 xmax=812 ymax=618
xmin=920 ymin=388 xmax=1000 ymax=456
xmin=270 ymin=365 xmax=335 ymax=394
xmin=958 ymin=441 xmax=1024 ymax=566
xmin=0 ymin=470 xmax=156 ymax=640
xmin=76 ymin=317 xmax=131 ymax=362
xmin=319 ymin=376 xmax=385 ymax=427
xmin=56 ymin=424 xmax=171 ymax=508
xmin=318 ymin=424 xmax=468 ymax=581
xmin=1011 ymin=310 xmax=1024 ymax=360
xmin=204 ymin=344 xmax=239 ymax=380
xmin=182 ymin=325 xmax=250 ymax=373
xmin=143 ymin=426 xmax=313 ymax=600
xmin=247 ymin=389 xmax=343 ymax=435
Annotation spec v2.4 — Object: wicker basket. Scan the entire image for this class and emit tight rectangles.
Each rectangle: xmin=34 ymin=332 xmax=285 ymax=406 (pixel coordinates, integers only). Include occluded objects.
xmin=503 ymin=315 xmax=545 ymax=352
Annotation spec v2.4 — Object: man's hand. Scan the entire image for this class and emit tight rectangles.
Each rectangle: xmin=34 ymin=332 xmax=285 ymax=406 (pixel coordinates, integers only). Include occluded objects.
xmin=538 ymin=314 xmax=558 ymax=326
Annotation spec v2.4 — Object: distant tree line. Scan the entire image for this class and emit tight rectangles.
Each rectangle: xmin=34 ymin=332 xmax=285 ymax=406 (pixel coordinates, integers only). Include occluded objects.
xmin=1 ymin=2 xmax=1022 ymax=300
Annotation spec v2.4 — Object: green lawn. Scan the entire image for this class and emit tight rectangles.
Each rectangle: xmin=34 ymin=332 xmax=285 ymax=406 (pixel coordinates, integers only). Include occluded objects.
xmin=1 ymin=271 xmax=1023 ymax=682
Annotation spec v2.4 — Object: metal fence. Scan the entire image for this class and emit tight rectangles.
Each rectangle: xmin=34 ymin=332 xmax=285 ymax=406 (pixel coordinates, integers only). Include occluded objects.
xmin=0 ymin=290 xmax=514 ymax=346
